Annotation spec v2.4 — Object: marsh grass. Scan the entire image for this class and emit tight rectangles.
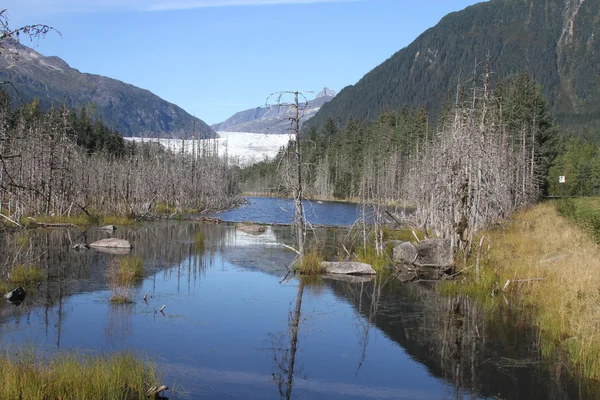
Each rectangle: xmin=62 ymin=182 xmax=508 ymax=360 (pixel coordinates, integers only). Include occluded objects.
xmin=446 ymin=201 xmax=600 ymax=379
xmin=22 ymin=212 xmax=135 ymax=227
xmin=382 ymin=227 xmax=425 ymax=242
xmin=296 ymin=247 xmax=324 ymax=275
xmin=106 ymin=256 xmax=144 ymax=303
xmin=109 ymin=256 xmax=144 ymax=286
xmin=355 ymin=246 xmax=388 ymax=272
xmin=0 ymin=348 xmax=158 ymax=400
xmin=9 ymin=264 xmax=45 ymax=285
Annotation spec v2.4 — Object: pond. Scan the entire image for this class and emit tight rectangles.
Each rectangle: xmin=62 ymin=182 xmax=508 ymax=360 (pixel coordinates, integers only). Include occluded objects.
xmin=207 ymin=196 xmax=373 ymax=226
xmin=0 ymin=199 xmax=597 ymax=399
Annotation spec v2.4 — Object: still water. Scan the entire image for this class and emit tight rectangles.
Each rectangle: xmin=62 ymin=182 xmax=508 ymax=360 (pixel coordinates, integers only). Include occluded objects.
xmin=208 ymin=196 xmax=371 ymax=226
xmin=0 ymin=200 xmax=596 ymax=399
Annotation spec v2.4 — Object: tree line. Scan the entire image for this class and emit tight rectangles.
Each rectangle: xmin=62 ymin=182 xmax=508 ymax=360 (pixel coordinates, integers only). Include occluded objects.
xmin=0 ymin=89 xmax=240 ymax=224
xmin=242 ymin=68 xmax=599 ymax=252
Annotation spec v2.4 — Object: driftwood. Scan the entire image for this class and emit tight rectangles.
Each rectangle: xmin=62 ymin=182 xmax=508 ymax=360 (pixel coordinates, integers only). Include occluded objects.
xmin=145 ymin=385 xmax=168 ymax=397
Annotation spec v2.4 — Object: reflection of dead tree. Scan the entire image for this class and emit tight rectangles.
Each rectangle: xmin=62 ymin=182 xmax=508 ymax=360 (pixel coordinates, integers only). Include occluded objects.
xmin=353 ymin=276 xmax=384 ymax=375
xmin=271 ymin=279 xmax=305 ymax=399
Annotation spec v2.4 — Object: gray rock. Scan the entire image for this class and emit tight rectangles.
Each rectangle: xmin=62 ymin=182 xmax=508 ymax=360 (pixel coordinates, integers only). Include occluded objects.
xmin=89 ymin=238 xmax=132 ymax=249
xmin=320 ymin=261 xmax=376 ymax=275
xmin=72 ymin=243 xmax=89 ymax=250
xmin=415 ymin=239 xmax=453 ymax=267
xmin=392 ymin=241 xmax=418 ymax=264
xmin=322 ymin=274 xmax=375 ymax=284
xmin=5 ymin=286 xmax=26 ymax=304
xmin=394 ymin=265 xmax=418 ymax=283
xmin=100 ymin=225 xmax=117 ymax=231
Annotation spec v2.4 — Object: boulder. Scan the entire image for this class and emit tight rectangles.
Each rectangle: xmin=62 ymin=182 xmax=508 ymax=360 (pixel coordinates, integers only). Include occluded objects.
xmin=415 ymin=239 xmax=453 ymax=267
xmin=5 ymin=286 xmax=26 ymax=305
xmin=392 ymin=241 xmax=418 ymax=264
xmin=320 ymin=261 xmax=376 ymax=275
xmin=89 ymin=238 xmax=132 ymax=249
xmin=395 ymin=264 xmax=418 ymax=283
xmin=100 ymin=225 xmax=117 ymax=231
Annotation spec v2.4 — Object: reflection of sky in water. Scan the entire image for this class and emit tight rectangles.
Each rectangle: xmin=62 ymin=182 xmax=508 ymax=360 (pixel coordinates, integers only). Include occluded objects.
xmin=209 ymin=197 xmax=371 ymax=226
xmin=0 ymin=220 xmax=573 ymax=400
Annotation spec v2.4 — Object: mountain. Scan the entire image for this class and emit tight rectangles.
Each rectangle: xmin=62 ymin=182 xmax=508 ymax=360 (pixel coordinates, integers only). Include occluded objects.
xmin=212 ymin=88 xmax=337 ymax=134
xmin=0 ymin=41 xmax=215 ymax=138
xmin=305 ymin=0 xmax=600 ymax=133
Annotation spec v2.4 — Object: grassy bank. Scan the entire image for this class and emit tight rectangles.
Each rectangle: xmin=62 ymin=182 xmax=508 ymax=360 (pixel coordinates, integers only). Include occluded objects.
xmin=555 ymin=197 xmax=600 ymax=242
xmin=0 ymin=349 xmax=158 ymax=400
xmin=442 ymin=200 xmax=600 ymax=379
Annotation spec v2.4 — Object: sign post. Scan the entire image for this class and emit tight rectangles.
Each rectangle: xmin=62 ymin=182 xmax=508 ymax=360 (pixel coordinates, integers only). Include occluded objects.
xmin=559 ymin=176 xmax=566 ymax=197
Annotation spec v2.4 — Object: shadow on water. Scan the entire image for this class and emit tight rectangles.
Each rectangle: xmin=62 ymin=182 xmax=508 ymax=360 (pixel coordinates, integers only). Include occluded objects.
xmin=0 ymin=220 xmax=598 ymax=399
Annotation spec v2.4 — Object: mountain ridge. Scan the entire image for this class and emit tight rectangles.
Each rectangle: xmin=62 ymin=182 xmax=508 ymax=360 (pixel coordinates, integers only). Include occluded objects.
xmin=0 ymin=41 xmax=216 ymax=138
xmin=304 ymin=0 xmax=600 ymax=133
xmin=212 ymin=88 xmax=336 ymax=134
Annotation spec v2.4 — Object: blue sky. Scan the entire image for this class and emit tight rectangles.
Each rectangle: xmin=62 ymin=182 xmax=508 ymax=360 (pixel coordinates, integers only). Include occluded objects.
xmin=5 ymin=0 xmax=484 ymax=125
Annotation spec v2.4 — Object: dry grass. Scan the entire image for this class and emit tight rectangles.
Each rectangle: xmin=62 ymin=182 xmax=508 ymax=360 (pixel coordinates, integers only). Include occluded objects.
xmin=445 ymin=201 xmax=600 ymax=379
xmin=0 ymin=348 xmax=158 ymax=400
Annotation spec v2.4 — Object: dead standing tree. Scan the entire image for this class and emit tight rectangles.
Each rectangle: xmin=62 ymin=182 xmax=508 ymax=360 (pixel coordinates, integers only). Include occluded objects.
xmin=267 ymin=91 xmax=311 ymax=264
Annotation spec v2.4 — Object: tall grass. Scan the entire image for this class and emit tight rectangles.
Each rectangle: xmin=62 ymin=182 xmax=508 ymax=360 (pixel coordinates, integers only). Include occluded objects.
xmin=106 ymin=256 xmax=144 ymax=303
xmin=9 ymin=264 xmax=45 ymax=285
xmin=445 ymin=201 xmax=600 ymax=379
xmin=355 ymin=246 xmax=388 ymax=272
xmin=296 ymin=247 xmax=324 ymax=275
xmin=0 ymin=348 xmax=158 ymax=400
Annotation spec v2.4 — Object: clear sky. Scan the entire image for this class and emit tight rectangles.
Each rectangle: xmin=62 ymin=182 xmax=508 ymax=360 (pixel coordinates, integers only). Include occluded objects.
xmin=4 ymin=0 xmax=485 ymax=125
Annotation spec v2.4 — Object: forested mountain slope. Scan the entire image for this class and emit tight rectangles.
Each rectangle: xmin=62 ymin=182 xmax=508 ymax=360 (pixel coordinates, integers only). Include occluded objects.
xmin=306 ymin=0 xmax=600 ymax=136
xmin=0 ymin=41 xmax=216 ymax=138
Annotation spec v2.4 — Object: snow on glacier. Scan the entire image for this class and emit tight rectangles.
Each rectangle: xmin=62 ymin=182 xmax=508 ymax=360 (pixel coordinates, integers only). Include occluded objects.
xmin=124 ymin=132 xmax=291 ymax=166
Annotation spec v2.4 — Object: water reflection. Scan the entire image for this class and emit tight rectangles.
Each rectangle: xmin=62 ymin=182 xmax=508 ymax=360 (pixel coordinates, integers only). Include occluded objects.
xmin=0 ymin=222 xmax=598 ymax=399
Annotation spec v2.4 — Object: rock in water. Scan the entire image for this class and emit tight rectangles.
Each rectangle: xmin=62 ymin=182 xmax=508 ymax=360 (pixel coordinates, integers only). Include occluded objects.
xmin=392 ymin=241 xmax=418 ymax=264
xmin=89 ymin=238 xmax=132 ymax=249
xmin=320 ymin=261 xmax=376 ymax=275
xmin=5 ymin=286 xmax=26 ymax=305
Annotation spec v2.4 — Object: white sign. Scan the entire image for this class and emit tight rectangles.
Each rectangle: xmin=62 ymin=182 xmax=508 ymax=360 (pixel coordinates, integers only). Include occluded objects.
xmin=559 ymin=176 xmax=566 ymax=183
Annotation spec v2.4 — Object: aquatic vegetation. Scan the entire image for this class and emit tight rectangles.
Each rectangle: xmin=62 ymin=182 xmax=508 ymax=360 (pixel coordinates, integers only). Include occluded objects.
xmin=106 ymin=256 xmax=144 ymax=303
xmin=8 ymin=264 xmax=45 ymax=285
xmin=444 ymin=201 xmax=600 ymax=379
xmin=296 ymin=247 xmax=324 ymax=275
xmin=0 ymin=348 xmax=158 ymax=400
xmin=355 ymin=246 xmax=388 ymax=273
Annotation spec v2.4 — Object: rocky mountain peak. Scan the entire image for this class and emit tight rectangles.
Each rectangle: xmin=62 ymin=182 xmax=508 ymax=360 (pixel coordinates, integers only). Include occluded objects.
xmin=316 ymin=87 xmax=336 ymax=99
